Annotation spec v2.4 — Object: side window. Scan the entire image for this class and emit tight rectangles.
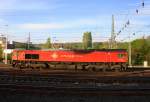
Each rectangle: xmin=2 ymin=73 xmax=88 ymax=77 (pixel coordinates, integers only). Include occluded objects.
xmin=25 ymin=54 xmax=31 ymax=59
xmin=32 ymin=54 xmax=39 ymax=59
xmin=25 ymin=54 xmax=39 ymax=59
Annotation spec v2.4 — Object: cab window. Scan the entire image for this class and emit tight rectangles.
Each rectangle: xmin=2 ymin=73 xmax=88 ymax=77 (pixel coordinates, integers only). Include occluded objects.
xmin=118 ymin=53 xmax=125 ymax=58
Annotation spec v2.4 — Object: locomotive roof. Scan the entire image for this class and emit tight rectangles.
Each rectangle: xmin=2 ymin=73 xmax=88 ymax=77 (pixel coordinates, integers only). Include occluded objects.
xmin=72 ymin=49 xmax=127 ymax=51
xmin=13 ymin=49 xmax=127 ymax=52
xmin=71 ymin=49 xmax=127 ymax=53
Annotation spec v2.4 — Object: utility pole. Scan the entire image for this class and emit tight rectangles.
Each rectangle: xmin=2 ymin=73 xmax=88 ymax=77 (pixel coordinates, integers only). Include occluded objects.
xmin=52 ymin=37 xmax=55 ymax=49
xmin=27 ymin=32 xmax=30 ymax=50
xmin=128 ymin=32 xmax=135 ymax=67
xmin=128 ymin=34 xmax=132 ymax=66
xmin=110 ymin=15 xmax=116 ymax=49
xmin=4 ymin=25 xmax=8 ymax=64
xmin=4 ymin=35 xmax=7 ymax=64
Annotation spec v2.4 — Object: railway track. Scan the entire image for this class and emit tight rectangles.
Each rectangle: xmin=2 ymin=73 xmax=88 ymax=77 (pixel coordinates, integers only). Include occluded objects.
xmin=0 ymin=78 xmax=150 ymax=96
xmin=1 ymin=73 xmax=150 ymax=83
xmin=0 ymin=73 xmax=150 ymax=87
xmin=0 ymin=67 xmax=150 ymax=95
xmin=1 ymin=68 xmax=150 ymax=84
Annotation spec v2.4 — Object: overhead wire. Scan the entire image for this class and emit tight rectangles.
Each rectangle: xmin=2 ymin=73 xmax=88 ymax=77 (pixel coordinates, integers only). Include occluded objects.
xmin=115 ymin=0 xmax=147 ymax=42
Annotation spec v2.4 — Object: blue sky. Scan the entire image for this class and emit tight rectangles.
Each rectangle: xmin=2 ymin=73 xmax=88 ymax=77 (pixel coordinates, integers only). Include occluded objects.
xmin=0 ymin=0 xmax=149 ymax=43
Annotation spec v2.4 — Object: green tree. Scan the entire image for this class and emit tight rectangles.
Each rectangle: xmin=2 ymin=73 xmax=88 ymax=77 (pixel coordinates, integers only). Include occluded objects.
xmin=82 ymin=32 xmax=92 ymax=49
xmin=43 ymin=37 xmax=51 ymax=49
xmin=146 ymin=37 xmax=150 ymax=65
xmin=115 ymin=37 xmax=150 ymax=65
xmin=93 ymin=42 xmax=103 ymax=49
xmin=131 ymin=38 xmax=150 ymax=65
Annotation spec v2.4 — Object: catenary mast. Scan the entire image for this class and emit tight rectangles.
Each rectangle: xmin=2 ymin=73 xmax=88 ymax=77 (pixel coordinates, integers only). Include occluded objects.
xmin=110 ymin=15 xmax=116 ymax=49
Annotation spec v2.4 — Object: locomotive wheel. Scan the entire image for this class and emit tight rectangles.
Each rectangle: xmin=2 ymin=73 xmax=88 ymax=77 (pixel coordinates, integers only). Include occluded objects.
xmin=115 ymin=67 xmax=119 ymax=72
xmin=85 ymin=65 xmax=96 ymax=72
xmin=12 ymin=63 xmax=16 ymax=68
xmin=121 ymin=64 xmax=127 ymax=71
xmin=44 ymin=63 xmax=49 ymax=69
xmin=91 ymin=67 xmax=97 ymax=71
xmin=15 ymin=63 xmax=21 ymax=69
xmin=102 ymin=68 xmax=106 ymax=72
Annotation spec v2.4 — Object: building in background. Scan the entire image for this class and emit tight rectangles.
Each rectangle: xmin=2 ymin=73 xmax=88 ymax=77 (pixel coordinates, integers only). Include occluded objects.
xmin=0 ymin=36 xmax=7 ymax=49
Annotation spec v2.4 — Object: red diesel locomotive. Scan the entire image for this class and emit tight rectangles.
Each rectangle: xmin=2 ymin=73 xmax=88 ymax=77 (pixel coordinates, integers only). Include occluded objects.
xmin=12 ymin=49 xmax=128 ymax=71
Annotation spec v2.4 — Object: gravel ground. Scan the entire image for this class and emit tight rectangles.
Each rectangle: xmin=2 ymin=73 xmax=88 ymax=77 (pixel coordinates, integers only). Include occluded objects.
xmin=0 ymin=93 xmax=150 ymax=102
